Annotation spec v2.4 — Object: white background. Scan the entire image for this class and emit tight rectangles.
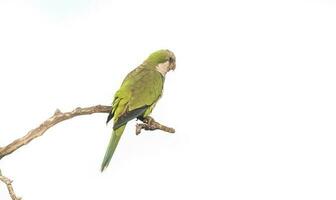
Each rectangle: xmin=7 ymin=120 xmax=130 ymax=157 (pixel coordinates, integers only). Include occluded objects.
xmin=0 ymin=0 xmax=336 ymax=199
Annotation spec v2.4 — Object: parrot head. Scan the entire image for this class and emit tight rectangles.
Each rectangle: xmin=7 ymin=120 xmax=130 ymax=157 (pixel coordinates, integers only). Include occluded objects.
xmin=145 ymin=49 xmax=176 ymax=76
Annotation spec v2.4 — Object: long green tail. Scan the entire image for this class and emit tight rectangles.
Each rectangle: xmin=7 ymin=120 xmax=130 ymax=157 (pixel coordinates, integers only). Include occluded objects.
xmin=101 ymin=125 xmax=126 ymax=172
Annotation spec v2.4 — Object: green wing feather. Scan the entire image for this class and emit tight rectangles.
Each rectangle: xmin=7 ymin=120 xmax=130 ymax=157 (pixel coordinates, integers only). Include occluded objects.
xmin=101 ymin=66 xmax=164 ymax=171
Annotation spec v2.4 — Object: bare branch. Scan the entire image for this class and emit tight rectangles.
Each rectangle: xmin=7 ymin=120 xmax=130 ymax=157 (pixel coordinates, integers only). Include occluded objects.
xmin=0 ymin=105 xmax=175 ymax=160
xmin=0 ymin=104 xmax=175 ymax=200
xmin=136 ymin=116 xmax=175 ymax=135
xmin=0 ymin=105 xmax=112 ymax=160
xmin=0 ymin=173 xmax=21 ymax=200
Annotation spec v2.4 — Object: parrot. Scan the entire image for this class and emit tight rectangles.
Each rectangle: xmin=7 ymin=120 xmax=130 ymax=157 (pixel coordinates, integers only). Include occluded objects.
xmin=101 ymin=49 xmax=176 ymax=171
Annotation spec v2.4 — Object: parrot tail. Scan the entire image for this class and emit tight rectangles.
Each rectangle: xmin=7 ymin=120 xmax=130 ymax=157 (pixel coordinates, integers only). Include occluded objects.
xmin=101 ymin=125 xmax=126 ymax=172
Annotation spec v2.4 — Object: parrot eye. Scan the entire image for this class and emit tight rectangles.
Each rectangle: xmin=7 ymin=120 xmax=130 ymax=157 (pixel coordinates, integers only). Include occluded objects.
xmin=169 ymin=57 xmax=174 ymax=63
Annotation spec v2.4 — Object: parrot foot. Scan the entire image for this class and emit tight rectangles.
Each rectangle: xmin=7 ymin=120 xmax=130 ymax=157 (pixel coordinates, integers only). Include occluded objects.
xmin=143 ymin=116 xmax=154 ymax=124
xmin=135 ymin=116 xmax=175 ymax=135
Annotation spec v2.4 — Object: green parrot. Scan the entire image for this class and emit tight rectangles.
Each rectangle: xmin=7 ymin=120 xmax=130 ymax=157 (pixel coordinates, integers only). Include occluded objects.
xmin=101 ymin=49 xmax=176 ymax=171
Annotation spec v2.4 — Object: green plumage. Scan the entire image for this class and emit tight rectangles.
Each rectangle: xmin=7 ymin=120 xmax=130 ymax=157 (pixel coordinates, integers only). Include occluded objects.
xmin=101 ymin=49 xmax=175 ymax=171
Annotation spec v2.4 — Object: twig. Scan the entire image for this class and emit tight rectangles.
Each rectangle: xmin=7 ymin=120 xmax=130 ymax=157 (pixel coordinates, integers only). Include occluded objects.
xmin=0 ymin=173 xmax=21 ymax=200
xmin=0 ymin=105 xmax=112 ymax=160
xmin=136 ymin=116 xmax=175 ymax=135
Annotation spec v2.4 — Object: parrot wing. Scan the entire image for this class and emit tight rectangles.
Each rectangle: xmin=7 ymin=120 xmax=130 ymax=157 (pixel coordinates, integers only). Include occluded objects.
xmin=101 ymin=67 xmax=164 ymax=171
xmin=113 ymin=105 xmax=148 ymax=129
xmin=108 ymin=67 xmax=164 ymax=128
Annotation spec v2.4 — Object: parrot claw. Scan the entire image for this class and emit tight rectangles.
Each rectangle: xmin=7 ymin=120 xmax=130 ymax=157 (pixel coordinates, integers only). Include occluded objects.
xmin=135 ymin=116 xmax=154 ymax=135
xmin=135 ymin=124 xmax=142 ymax=135
xmin=135 ymin=116 xmax=175 ymax=135
xmin=143 ymin=116 xmax=154 ymax=124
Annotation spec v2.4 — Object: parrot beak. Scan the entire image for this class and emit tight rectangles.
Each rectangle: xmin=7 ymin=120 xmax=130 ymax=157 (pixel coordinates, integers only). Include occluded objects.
xmin=171 ymin=62 xmax=176 ymax=71
xmin=168 ymin=51 xmax=176 ymax=71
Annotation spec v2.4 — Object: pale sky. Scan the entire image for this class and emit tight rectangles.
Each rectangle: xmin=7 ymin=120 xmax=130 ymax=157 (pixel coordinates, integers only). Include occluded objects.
xmin=1 ymin=0 xmax=336 ymax=200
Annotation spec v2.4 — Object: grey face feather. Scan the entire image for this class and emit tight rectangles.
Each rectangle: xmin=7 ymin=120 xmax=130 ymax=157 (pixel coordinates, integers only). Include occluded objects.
xmin=156 ymin=61 xmax=171 ymax=76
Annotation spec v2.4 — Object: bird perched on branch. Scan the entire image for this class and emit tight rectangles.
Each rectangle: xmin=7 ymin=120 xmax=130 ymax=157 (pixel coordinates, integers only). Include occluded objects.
xmin=101 ymin=49 xmax=176 ymax=171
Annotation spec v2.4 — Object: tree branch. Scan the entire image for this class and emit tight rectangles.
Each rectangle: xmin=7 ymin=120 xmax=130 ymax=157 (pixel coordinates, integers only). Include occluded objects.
xmin=0 ymin=105 xmax=112 ymax=160
xmin=0 ymin=105 xmax=175 ymax=160
xmin=0 ymin=172 xmax=21 ymax=200
xmin=0 ymin=104 xmax=175 ymax=199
